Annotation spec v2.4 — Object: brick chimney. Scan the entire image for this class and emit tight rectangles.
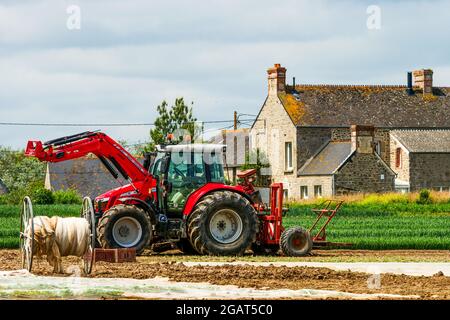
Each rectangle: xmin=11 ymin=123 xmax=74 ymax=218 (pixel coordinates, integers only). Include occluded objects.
xmin=351 ymin=125 xmax=375 ymax=154
xmin=413 ymin=69 xmax=433 ymax=95
xmin=267 ymin=63 xmax=286 ymax=95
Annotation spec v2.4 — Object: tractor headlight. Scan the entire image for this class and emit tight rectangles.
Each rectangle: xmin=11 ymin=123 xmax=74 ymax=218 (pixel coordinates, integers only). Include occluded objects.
xmin=94 ymin=198 xmax=109 ymax=213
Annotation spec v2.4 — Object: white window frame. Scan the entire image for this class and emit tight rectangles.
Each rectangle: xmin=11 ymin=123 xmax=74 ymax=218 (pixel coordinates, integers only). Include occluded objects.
xmin=314 ymin=185 xmax=322 ymax=198
xmin=300 ymin=186 xmax=308 ymax=200
xmin=285 ymin=142 xmax=293 ymax=171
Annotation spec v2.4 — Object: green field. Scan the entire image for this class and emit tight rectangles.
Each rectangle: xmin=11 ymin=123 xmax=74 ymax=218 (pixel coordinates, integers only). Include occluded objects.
xmin=0 ymin=204 xmax=80 ymax=248
xmin=284 ymin=202 xmax=450 ymax=249
xmin=1 ymin=202 xmax=450 ymax=249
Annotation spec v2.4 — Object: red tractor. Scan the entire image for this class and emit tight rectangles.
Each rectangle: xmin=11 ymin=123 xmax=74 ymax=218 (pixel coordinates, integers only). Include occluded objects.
xmin=25 ymin=131 xmax=313 ymax=256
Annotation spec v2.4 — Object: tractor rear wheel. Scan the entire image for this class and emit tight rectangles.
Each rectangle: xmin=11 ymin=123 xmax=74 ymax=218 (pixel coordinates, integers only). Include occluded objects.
xmin=97 ymin=204 xmax=152 ymax=255
xmin=187 ymin=191 xmax=258 ymax=255
xmin=280 ymin=227 xmax=312 ymax=257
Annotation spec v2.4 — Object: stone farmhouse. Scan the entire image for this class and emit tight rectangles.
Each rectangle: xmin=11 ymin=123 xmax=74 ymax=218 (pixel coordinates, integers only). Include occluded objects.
xmin=250 ymin=64 xmax=450 ymax=199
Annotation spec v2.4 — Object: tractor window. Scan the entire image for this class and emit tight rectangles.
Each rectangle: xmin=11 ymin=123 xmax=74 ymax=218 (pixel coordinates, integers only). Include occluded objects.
xmin=151 ymin=153 xmax=165 ymax=178
xmin=206 ymin=152 xmax=225 ymax=183
xmin=168 ymin=151 xmax=207 ymax=188
xmin=167 ymin=151 xmax=207 ymax=212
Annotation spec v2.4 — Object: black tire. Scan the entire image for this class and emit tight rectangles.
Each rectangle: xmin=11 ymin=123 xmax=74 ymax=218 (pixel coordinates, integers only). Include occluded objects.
xmin=280 ymin=227 xmax=313 ymax=257
xmin=251 ymin=243 xmax=279 ymax=256
xmin=97 ymin=204 xmax=152 ymax=255
xmin=187 ymin=191 xmax=258 ymax=256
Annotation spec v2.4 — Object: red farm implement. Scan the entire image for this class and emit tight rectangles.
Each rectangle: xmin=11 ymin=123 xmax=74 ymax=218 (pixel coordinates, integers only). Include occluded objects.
xmin=309 ymin=200 xmax=350 ymax=248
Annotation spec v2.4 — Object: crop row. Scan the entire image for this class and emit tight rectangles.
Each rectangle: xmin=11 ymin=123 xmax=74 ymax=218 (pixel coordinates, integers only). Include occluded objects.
xmin=1 ymin=204 xmax=450 ymax=250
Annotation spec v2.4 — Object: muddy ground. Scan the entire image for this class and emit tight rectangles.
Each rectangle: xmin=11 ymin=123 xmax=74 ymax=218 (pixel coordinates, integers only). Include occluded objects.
xmin=1 ymin=249 xmax=450 ymax=299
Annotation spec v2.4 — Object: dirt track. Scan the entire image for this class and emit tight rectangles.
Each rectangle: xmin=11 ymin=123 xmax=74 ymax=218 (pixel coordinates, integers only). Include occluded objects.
xmin=1 ymin=249 xmax=450 ymax=299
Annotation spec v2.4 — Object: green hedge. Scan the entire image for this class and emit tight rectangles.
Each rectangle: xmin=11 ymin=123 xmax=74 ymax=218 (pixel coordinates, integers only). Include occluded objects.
xmin=0 ymin=188 xmax=82 ymax=205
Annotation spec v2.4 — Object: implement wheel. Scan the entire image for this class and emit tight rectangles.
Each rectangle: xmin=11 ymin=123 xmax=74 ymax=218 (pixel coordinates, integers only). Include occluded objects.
xmin=81 ymin=197 xmax=95 ymax=274
xmin=187 ymin=191 xmax=258 ymax=255
xmin=20 ymin=196 xmax=34 ymax=272
xmin=280 ymin=227 xmax=312 ymax=257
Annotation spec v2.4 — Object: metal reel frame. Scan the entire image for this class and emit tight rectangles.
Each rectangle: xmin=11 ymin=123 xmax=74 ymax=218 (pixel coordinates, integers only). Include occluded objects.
xmin=81 ymin=197 xmax=96 ymax=274
xmin=20 ymin=196 xmax=34 ymax=272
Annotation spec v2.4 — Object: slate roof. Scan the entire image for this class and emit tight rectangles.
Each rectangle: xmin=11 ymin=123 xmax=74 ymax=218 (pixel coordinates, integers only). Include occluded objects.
xmin=298 ymin=141 xmax=353 ymax=176
xmin=391 ymin=129 xmax=450 ymax=153
xmin=279 ymin=85 xmax=450 ymax=127
xmin=47 ymin=158 xmax=122 ymax=198
xmin=0 ymin=179 xmax=8 ymax=195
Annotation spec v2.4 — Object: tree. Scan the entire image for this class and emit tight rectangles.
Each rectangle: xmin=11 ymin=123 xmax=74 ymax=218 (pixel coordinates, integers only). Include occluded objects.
xmin=146 ymin=98 xmax=197 ymax=151
xmin=0 ymin=147 xmax=45 ymax=192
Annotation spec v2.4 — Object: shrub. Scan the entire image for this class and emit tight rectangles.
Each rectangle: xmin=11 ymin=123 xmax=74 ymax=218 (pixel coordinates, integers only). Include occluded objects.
xmin=0 ymin=195 xmax=7 ymax=205
xmin=53 ymin=189 xmax=82 ymax=204
xmin=32 ymin=187 xmax=54 ymax=205
xmin=359 ymin=193 xmax=409 ymax=205
xmin=3 ymin=189 xmax=27 ymax=205
xmin=416 ymin=189 xmax=432 ymax=205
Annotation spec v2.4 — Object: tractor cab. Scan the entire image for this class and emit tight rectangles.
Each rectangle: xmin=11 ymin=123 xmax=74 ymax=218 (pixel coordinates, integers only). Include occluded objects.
xmin=147 ymin=144 xmax=227 ymax=215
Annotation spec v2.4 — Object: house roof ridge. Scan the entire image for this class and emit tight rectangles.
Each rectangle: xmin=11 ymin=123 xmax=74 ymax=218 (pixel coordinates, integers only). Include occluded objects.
xmin=292 ymin=84 xmax=414 ymax=89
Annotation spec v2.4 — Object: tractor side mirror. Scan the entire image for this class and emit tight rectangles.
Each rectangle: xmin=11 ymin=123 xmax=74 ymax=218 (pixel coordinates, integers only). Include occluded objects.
xmin=143 ymin=152 xmax=157 ymax=171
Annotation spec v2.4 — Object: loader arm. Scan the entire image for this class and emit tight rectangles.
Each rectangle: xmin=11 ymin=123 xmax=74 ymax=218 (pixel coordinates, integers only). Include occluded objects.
xmin=25 ymin=131 xmax=148 ymax=182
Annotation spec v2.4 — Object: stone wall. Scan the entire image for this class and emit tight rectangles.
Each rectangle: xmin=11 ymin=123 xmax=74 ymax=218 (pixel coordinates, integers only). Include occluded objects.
xmin=297 ymin=176 xmax=334 ymax=200
xmin=409 ymin=153 xmax=450 ymax=191
xmin=331 ymin=127 xmax=391 ymax=163
xmin=389 ymin=136 xmax=410 ymax=183
xmin=331 ymin=127 xmax=350 ymax=141
xmin=251 ymin=94 xmax=299 ymax=196
xmin=334 ymin=153 xmax=395 ymax=193
xmin=374 ymin=129 xmax=391 ymax=163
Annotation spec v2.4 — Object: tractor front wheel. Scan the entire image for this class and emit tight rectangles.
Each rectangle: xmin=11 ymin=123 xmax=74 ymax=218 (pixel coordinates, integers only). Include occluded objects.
xmin=280 ymin=227 xmax=312 ymax=257
xmin=187 ymin=191 xmax=258 ymax=256
xmin=97 ymin=204 xmax=152 ymax=255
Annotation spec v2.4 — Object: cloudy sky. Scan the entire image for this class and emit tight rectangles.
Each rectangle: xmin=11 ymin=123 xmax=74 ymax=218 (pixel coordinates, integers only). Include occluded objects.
xmin=1 ymin=0 xmax=450 ymax=148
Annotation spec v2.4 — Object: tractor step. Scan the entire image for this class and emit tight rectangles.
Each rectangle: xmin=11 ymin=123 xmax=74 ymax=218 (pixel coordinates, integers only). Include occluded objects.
xmin=93 ymin=248 xmax=136 ymax=263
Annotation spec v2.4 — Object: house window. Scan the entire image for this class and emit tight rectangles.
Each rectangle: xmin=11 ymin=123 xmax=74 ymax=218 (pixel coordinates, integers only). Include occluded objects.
xmin=395 ymin=148 xmax=402 ymax=168
xmin=283 ymin=189 xmax=288 ymax=200
xmin=285 ymin=142 xmax=293 ymax=171
xmin=375 ymin=141 xmax=382 ymax=155
xmin=314 ymin=185 xmax=322 ymax=198
xmin=300 ymin=186 xmax=308 ymax=199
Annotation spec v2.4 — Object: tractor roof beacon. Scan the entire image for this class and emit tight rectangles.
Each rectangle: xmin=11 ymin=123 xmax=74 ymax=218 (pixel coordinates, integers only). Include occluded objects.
xmin=25 ymin=131 xmax=315 ymax=256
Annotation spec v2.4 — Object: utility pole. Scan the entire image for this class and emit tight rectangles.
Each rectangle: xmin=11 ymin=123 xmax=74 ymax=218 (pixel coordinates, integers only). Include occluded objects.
xmin=234 ymin=111 xmax=238 ymax=130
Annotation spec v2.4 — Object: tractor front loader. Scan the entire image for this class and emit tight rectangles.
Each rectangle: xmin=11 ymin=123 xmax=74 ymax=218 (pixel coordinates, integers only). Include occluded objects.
xmin=24 ymin=131 xmax=316 ymax=256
